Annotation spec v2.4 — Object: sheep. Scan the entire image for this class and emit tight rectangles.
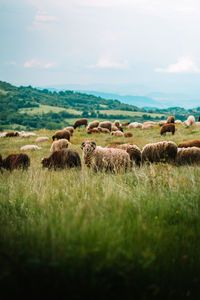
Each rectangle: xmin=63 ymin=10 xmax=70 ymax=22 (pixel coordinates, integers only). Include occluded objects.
xmin=41 ymin=149 xmax=81 ymax=170
xmin=184 ymin=115 xmax=195 ymax=127
xmin=166 ymin=116 xmax=175 ymax=123
xmin=5 ymin=131 xmax=19 ymax=137
xmin=111 ymin=125 xmax=119 ymax=132
xmin=73 ymin=118 xmax=88 ymax=129
xmin=52 ymin=130 xmax=70 ymax=141
xmin=81 ymin=140 xmax=130 ymax=172
xmin=2 ymin=153 xmax=30 ymax=171
xmin=124 ymin=132 xmax=133 ymax=137
xmin=113 ymin=120 xmax=121 ymax=129
xmin=111 ymin=130 xmax=124 ymax=137
xmin=198 ymin=116 xmax=200 ymax=122
xmin=87 ymin=120 xmax=100 ymax=130
xmin=97 ymin=127 xmax=110 ymax=134
xmin=20 ymin=145 xmax=41 ymax=151
xmin=196 ymin=122 xmax=200 ymax=128
xmin=128 ymin=122 xmax=142 ymax=129
xmin=158 ymin=121 xmax=166 ymax=126
xmin=143 ymin=121 xmax=156 ymax=126
xmin=50 ymin=139 xmax=70 ymax=153
xmin=106 ymin=143 xmax=141 ymax=166
xmin=122 ymin=122 xmax=130 ymax=127
xmin=19 ymin=132 xmax=37 ymax=138
xmin=36 ymin=137 xmax=49 ymax=143
xmin=0 ymin=132 xmax=7 ymax=138
xmin=178 ymin=140 xmax=200 ymax=148
xmin=87 ymin=128 xmax=100 ymax=134
xmin=141 ymin=141 xmax=178 ymax=164
xmin=0 ymin=153 xmax=3 ymax=171
xmin=63 ymin=126 xmax=74 ymax=136
xmin=176 ymin=147 xmax=200 ymax=165
xmin=142 ymin=124 xmax=154 ymax=129
xmin=99 ymin=121 xmax=112 ymax=132
xmin=160 ymin=123 xmax=175 ymax=135
xmin=175 ymin=120 xmax=182 ymax=124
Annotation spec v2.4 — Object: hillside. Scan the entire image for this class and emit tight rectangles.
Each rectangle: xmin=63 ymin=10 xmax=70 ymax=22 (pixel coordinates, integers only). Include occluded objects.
xmin=0 ymin=80 xmax=200 ymax=130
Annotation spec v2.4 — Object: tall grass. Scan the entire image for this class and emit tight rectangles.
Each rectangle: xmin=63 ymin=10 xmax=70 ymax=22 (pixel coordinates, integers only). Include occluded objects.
xmin=1 ymin=125 xmax=200 ymax=299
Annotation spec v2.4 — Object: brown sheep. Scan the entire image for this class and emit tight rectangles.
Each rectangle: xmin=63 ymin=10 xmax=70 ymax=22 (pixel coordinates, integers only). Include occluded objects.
xmin=73 ymin=118 xmax=88 ymax=129
xmin=2 ymin=153 xmax=30 ymax=171
xmin=87 ymin=128 xmax=100 ymax=134
xmin=122 ymin=122 xmax=130 ymax=127
xmin=141 ymin=141 xmax=177 ymax=164
xmin=63 ymin=126 xmax=74 ymax=136
xmin=106 ymin=143 xmax=141 ymax=166
xmin=99 ymin=121 xmax=112 ymax=131
xmin=41 ymin=149 xmax=81 ymax=170
xmin=98 ymin=128 xmax=110 ymax=133
xmin=176 ymin=147 xmax=200 ymax=165
xmin=198 ymin=116 xmax=200 ymax=122
xmin=52 ymin=130 xmax=70 ymax=141
xmin=124 ymin=132 xmax=133 ymax=138
xmin=0 ymin=153 xmax=3 ymax=172
xmin=178 ymin=140 xmax=200 ymax=148
xmin=160 ymin=123 xmax=175 ymax=135
xmin=166 ymin=116 xmax=175 ymax=124
xmin=5 ymin=132 xmax=19 ymax=137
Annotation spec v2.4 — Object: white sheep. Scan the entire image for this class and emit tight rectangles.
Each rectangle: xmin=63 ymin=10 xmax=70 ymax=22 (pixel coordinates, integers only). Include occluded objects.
xmin=81 ymin=140 xmax=130 ymax=172
xmin=128 ymin=122 xmax=142 ymax=129
xmin=50 ymin=139 xmax=70 ymax=153
xmin=19 ymin=131 xmax=37 ymax=137
xmin=36 ymin=137 xmax=49 ymax=143
xmin=111 ymin=130 xmax=124 ymax=137
xmin=184 ymin=115 xmax=195 ymax=127
xmin=141 ymin=141 xmax=177 ymax=164
xmin=20 ymin=145 xmax=41 ymax=151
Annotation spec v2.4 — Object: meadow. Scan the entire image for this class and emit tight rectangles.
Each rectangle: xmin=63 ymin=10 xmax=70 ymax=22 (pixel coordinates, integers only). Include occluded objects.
xmin=0 ymin=124 xmax=200 ymax=299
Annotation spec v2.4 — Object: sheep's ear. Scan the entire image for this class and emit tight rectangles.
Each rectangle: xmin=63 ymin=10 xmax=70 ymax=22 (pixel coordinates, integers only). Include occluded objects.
xmin=81 ymin=142 xmax=85 ymax=149
xmin=91 ymin=141 xmax=96 ymax=146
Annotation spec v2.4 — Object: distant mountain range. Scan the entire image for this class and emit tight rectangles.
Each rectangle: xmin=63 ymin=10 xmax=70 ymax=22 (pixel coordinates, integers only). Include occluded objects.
xmin=42 ymin=84 xmax=200 ymax=109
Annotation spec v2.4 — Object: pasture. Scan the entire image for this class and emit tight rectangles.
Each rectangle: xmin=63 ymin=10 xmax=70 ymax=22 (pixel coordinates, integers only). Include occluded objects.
xmin=1 ymin=123 xmax=200 ymax=299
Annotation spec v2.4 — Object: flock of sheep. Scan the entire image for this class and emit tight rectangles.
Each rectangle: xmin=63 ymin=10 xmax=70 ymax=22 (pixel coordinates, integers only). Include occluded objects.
xmin=1 ymin=115 xmax=200 ymax=173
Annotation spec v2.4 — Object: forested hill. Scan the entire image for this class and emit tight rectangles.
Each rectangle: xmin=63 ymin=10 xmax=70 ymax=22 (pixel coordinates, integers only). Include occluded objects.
xmin=0 ymin=80 xmax=200 ymax=131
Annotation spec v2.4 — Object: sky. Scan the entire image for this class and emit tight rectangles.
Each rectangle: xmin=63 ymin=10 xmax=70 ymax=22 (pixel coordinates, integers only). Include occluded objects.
xmin=1 ymin=0 xmax=200 ymax=101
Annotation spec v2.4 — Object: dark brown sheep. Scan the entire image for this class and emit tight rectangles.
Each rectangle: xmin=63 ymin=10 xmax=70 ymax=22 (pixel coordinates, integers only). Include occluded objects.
xmin=52 ymin=130 xmax=70 ymax=141
xmin=198 ymin=116 xmax=200 ymax=122
xmin=5 ymin=132 xmax=19 ymax=137
xmin=166 ymin=116 xmax=175 ymax=124
xmin=160 ymin=123 xmax=175 ymax=135
xmin=41 ymin=149 xmax=81 ymax=170
xmin=178 ymin=139 xmax=200 ymax=148
xmin=2 ymin=153 xmax=30 ymax=171
xmin=73 ymin=118 xmax=88 ymax=129
xmin=124 ymin=132 xmax=133 ymax=137
xmin=87 ymin=128 xmax=100 ymax=134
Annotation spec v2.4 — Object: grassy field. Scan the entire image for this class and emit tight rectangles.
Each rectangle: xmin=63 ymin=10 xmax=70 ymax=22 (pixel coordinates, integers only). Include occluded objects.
xmin=102 ymin=109 xmax=165 ymax=118
xmin=1 ymin=124 xmax=200 ymax=299
xmin=19 ymin=104 xmax=82 ymax=115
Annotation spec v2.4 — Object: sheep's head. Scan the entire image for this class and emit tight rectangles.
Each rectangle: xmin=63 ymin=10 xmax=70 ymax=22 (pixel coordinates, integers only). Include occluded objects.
xmin=41 ymin=157 xmax=50 ymax=168
xmin=81 ymin=141 xmax=96 ymax=153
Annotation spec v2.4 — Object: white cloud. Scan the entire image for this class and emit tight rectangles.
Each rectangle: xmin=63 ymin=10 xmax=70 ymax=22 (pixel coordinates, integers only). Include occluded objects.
xmin=88 ymin=57 xmax=129 ymax=69
xmin=24 ymin=59 xmax=56 ymax=69
xmin=155 ymin=57 xmax=200 ymax=73
xmin=35 ymin=12 xmax=57 ymax=22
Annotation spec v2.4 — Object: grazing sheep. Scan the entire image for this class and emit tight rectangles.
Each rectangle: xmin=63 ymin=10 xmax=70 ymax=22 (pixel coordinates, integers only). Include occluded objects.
xmin=81 ymin=140 xmax=130 ymax=172
xmin=98 ymin=127 xmax=110 ymax=134
xmin=106 ymin=143 xmax=141 ymax=166
xmin=143 ymin=121 xmax=156 ymax=126
xmin=196 ymin=122 xmax=200 ymax=128
xmin=113 ymin=120 xmax=121 ymax=129
xmin=36 ymin=137 xmax=49 ymax=143
xmin=42 ymin=149 xmax=81 ymax=170
xmin=52 ymin=130 xmax=70 ymax=141
xmin=166 ymin=116 xmax=175 ymax=123
xmin=0 ymin=132 xmax=7 ymax=138
xmin=111 ymin=130 xmax=124 ymax=137
xmin=128 ymin=122 xmax=142 ymax=129
xmin=141 ymin=141 xmax=178 ymax=164
xmin=73 ymin=118 xmax=88 ymax=129
xmin=111 ymin=125 xmax=119 ymax=132
xmin=19 ymin=131 xmax=37 ymax=138
xmin=50 ymin=139 xmax=70 ymax=153
xmin=160 ymin=123 xmax=175 ymax=135
xmin=185 ymin=115 xmax=195 ymax=127
xmin=5 ymin=131 xmax=19 ymax=137
xmin=87 ymin=120 xmax=100 ymax=130
xmin=20 ymin=145 xmax=41 ymax=151
xmin=63 ymin=127 xmax=74 ymax=136
xmin=2 ymin=153 xmax=30 ymax=171
xmin=87 ymin=128 xmax=100 ymax=134
xmin=124 ymin=132 xmax=133 ymax=137
xmin=176 ymin=147 xmax=200 ymax=165
xmin=178 ymin=139 xmax=200 ymax=148
xmin=99 ymin=121 xmax=112 ymax=132
xmin=175 ymin=120 xmax=182 ymax=124
xmin=142 ymin=124 xmax=154 ymax=130
xmin=122 ymin=122 xmax=130 ymax=127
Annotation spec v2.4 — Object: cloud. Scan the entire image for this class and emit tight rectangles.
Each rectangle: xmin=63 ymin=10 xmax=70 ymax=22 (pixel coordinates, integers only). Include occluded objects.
xmin=35 ymin=12 xmax=57 ymax=22
xmin=155 ymin=57 xmax=200 ymax=73
xmin=24 ymin=59 xmax=56 ymax=69
xmin=88 ymin=57 xmax=129 ymax=69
